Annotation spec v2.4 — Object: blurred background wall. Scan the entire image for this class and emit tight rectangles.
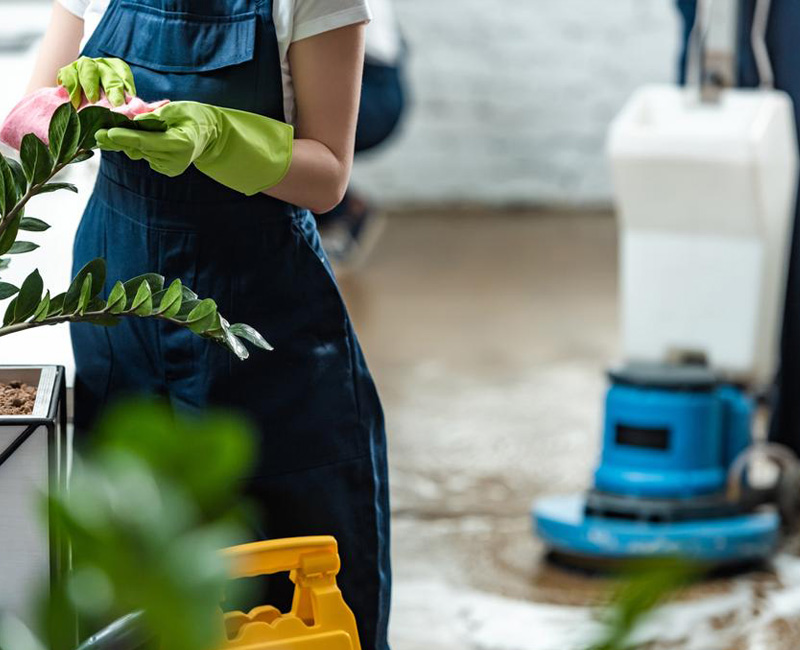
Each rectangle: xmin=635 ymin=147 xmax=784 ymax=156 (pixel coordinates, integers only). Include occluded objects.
xmin=1 ymin=0 xmax=682 ymax=209
xmin=352 ymin=0 xmax=681 ymax=208
xmin=0 ymin=0 xmax=686 ymax=373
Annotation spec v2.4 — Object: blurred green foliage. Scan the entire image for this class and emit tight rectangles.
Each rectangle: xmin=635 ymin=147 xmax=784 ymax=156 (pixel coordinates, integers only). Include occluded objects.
xmin=1 ymin=399 xmax=257 ymax=650
xmin=588 ymin=558 xmax=703 ymax=650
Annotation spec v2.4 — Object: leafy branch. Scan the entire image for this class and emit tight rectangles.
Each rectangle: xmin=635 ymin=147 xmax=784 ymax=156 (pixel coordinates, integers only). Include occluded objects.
xmin=0 ymin=102 xmax=268 ymax=360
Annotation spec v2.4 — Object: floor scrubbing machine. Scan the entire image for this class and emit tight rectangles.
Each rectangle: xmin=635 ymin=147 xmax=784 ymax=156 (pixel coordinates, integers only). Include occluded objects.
xmin=535 ymin=364 xmax=787 ymax=567
xmin=534 ymin=0 xmax=800 ymax=567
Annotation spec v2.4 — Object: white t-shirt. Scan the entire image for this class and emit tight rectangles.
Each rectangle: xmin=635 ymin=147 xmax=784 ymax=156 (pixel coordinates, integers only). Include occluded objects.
xmin=57 ymin=0 xmax=373 ymax=124
xmin=363 ymin=0 xmax=401 ymax=66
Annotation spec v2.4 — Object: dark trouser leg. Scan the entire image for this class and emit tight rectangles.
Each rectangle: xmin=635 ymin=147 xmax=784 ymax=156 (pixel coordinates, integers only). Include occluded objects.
xmin=677 ymin=0 xmax=800 ymax=451
xmin=739 ymin=0 xmax=800 ymax=451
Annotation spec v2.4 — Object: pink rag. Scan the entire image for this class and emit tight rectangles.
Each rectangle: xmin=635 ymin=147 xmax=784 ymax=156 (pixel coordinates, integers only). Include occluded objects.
xmin=0 ymin=86 xmax=169 ymax=151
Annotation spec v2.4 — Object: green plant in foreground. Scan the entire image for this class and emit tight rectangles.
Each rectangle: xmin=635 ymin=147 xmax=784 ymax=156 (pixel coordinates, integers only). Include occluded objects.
xmin=587 ymin=558 xmax=703 ymax=650
xmin=0 ymin=400 xmax=256 ymax=650
xmin=0 ymin=102 xmax=269 ymax=359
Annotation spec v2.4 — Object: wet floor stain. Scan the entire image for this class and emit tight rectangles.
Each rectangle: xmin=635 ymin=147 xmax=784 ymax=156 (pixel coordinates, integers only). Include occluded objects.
xmin=339 ymin=211 xmax=800 ymax=649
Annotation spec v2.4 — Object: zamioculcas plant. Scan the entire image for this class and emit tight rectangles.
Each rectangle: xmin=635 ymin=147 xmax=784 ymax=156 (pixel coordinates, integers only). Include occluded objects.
xmin=0 ymin=102 xmax=269 ymax=359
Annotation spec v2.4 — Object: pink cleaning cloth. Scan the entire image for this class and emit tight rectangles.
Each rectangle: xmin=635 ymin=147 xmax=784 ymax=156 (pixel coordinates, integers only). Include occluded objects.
xmin=0 ymin=86 xmax=169 ymax=151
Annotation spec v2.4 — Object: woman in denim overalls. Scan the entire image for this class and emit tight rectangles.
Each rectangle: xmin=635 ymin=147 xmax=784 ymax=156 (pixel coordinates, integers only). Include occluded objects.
xmin=27 ymin=1 xmax=391 ymax=647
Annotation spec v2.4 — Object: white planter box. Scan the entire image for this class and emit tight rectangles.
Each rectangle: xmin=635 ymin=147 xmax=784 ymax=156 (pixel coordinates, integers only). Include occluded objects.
xmin=0 ymin=365 xmax=67 ymax=626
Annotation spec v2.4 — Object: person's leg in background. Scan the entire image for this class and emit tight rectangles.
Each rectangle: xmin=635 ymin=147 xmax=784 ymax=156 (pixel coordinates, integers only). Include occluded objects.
xmin=316 ymin=58 xmax=407 ymax=270
xmin=676 ymin=0 xmax=800 ymax=453
xmin=737 ymin=1 xmax=800 ymax=454
xmin=676 ymin=0 xmax=696 ymax=86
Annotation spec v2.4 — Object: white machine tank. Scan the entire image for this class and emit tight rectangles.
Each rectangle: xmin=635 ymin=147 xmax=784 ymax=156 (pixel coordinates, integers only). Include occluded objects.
xmin=608 ymin=84 xmax=799 ymax=386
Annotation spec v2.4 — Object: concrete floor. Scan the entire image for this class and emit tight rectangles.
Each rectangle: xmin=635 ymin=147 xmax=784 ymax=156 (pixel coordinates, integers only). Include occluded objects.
xmin=339 ymin=211 xmax=800 ymax=650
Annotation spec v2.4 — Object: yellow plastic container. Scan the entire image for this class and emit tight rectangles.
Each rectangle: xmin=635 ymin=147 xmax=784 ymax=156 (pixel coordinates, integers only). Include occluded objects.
xmin=221 ymin=536 xmax=361 ymax=650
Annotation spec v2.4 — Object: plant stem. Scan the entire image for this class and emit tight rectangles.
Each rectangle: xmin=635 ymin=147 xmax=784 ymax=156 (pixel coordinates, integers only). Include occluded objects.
xmin=0 ymin=309 xmax=215 ymax=340
xmin=0 ymin=315 xmax=72 ymax=336
xmin=0 ymin=156 xmax=78 ymax=240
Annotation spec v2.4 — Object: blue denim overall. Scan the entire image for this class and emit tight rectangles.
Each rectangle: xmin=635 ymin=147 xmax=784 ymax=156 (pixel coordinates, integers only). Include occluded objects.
xmin=71 ymin=2 xmax=391 ymax=647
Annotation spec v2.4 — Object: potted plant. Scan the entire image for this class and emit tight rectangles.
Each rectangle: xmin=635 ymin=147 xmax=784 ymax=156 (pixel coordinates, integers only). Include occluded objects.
xmin=0 ymin=102 xmax=269 ymax=625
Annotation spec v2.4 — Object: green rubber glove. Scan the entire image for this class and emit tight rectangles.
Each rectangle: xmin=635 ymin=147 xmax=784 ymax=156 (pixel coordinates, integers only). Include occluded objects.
xmin=58 ymin=57 xmax=136 ymax=108
xmin=95 ymin=101 xmax=294 ymax=196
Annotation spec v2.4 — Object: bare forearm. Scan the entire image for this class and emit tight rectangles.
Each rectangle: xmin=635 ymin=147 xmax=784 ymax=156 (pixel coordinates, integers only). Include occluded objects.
xmin=266 ymin=24 xmax=366 ymax=214
xmin=27 ymin=2 xmax=84 ymax=93
xmin=265 ymin=138 xmax=351 ymax=214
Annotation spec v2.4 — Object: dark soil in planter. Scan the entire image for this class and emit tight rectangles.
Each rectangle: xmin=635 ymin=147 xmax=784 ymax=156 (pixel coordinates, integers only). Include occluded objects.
xmin=0 ymin=381 xmax=37 ymax=415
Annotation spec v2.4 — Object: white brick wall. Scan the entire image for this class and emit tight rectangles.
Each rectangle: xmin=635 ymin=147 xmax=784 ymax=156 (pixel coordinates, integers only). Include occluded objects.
xmin=353 ymin=0 xmax=681 ymax=208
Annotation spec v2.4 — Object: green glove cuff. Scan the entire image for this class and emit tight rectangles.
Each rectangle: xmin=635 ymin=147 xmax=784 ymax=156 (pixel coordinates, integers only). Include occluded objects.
xmin=131 ymin=103 xmax=294 ymax=196
xmin=194 ymin=107 xmax=294 ymax=196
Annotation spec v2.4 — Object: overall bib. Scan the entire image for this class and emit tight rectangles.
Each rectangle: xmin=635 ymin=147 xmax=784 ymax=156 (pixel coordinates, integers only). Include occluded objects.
xmin=71 ymin=2 xmax=391 ymax=648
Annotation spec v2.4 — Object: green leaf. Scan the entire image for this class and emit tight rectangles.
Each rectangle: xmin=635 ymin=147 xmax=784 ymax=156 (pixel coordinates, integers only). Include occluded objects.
xmin=0 ymin=282 xmax=19 ymax=300
xmin=591 ymin=558 xmax=701 ymax=650
xmin=47 ymin=292 xmax=65 ymax=317
xmin=0 ymin=214 xmax=20 ymax=256
xmin=37 ymin=182 xmax=78 ymax=195
xmin=157 ymin=279 xmax=183 ymax=317
xmin=0 ymin=257 xmax=8 ymax=271
xmin=131 ymin=280 xmax=153 ymax=315
xmin=175 ymin=298 xmax=201 ymax=321
xmin=3 ymin=297 xmax=15 ymax=326
xmin=185 ymin=299 xmax=218 ymax=333
xmin=77 ymin=105 xmax=168 ymax=152
xmin=87 ymin=297 xmax=106 ymax=312
xmin=0 ymin=154 xmax=19 ymax=217
xmin=20 ymin=133 xmax=53 ymax=186
xmin=6 ymin=158 xmax=26 ymax=196
xmin=77 ymin=274 xmax=93 ymax=315
xmin=181 ymin=286 xmax=198 ymax=301
xmin=65 ymin=258 xmax=106 ymax=313
xmin=77 ymin=106 xmax=116 ymax=150
xmin=8 ymin=241 xmax=39 ymax=254
xmin=228 ymin=323 xmax=272 ymax=351
xmin=220 ymin=320 xmax=249 ymax=360
xmin=69 ymin=150 xmax=95 ymax=164
xmin=19 ymin=217 xmax=50 ymax=232
xmin=49 ymin=102 xmax=81 ymax=164
xmin=12 ymin=269 xmax=43 ymax=323
xmin=106 ymin=281 xmax=127 ymax=314
xmin=0 ymin=167 xmax=8 ymax=219
xmin=150 ymin=288 xmax=167 ymax=305
xmin=33 ymin=290 xmax=50 ymax=322
xmin=225 ymin=333 xmax=249 ymax=360
xmin=77 ymin=106 xmax=134 ymax=150
xmin=204 ymin=325 xmax=225 ymax=341
xmin=123 ymin=274 xmax=164 ymax=306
